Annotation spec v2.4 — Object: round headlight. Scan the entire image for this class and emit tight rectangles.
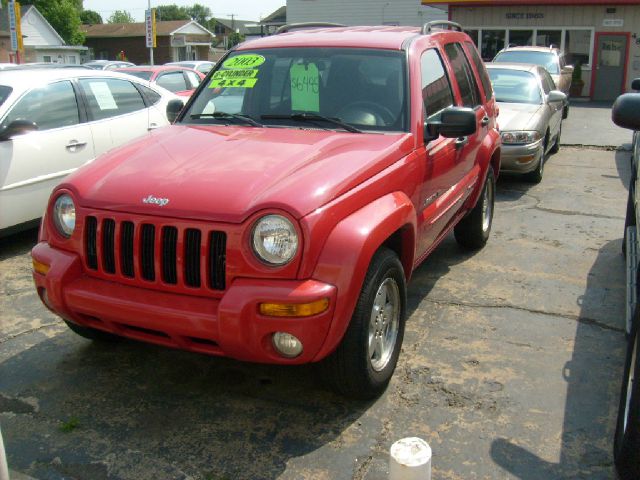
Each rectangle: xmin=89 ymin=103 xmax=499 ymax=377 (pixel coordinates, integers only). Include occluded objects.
xmin=53 ymin=194 xmax=76 ymax=238
xmin=252 ymin=215 xmax=298 ymax=266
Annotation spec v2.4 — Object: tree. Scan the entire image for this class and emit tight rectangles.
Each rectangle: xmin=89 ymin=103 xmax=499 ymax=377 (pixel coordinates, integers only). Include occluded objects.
xmin=108 ymin=10 xmax=135 ymax=24
xmin=228 ymin=31 xmax=244 ymax=48
xmin=80 ymin=9 xmax=103 ymax=25
xmin=155 ymin=4 xmax=190 ymax=21
xmin=21 ymin=0 xmax=85 ymax=45
xmin=185 ymin=3 xmax=212 ymax=24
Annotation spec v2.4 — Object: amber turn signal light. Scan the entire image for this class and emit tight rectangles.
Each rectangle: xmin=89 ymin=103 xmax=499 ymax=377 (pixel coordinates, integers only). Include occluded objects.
xmin=32 ymin=259 xmax=50 ymax=276
xmin=259 ymin=298 xmax=329 ymax=317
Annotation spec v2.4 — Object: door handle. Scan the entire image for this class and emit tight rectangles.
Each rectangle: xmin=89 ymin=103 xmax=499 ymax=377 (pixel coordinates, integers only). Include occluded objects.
xmin=481 ymin=116 xmax=490 ymax=127
xmin=148 ymin=123 xmax=159 ymax=131
xmin=455 ymin=137 xmax=468 ymax=149
xmin=65 ymin=140 xmax=87 ymax=150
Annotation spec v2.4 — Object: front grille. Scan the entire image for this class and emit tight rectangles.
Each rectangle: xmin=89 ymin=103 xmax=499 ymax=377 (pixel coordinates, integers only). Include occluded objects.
xmin=84 ymin=216 xmax=226 ymax=291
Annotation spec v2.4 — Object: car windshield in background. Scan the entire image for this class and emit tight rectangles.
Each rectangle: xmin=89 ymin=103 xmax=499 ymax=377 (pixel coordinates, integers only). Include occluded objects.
xmin=493 ymin=51 xmax=559 ymax=74
xmin=488 ymin=69 xmax=542 ymax=104
xmin=0 ymin=85 xmax=11 ymax=107
xmin=184 ymin=48 xmax=408 ymax=133
xmin=122 ymin=71 xmax=153 ymax=81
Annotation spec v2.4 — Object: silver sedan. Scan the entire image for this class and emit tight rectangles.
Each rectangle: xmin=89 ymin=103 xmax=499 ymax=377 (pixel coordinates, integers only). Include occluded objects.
xmin=487 ymin=63 xmax=566 ymax=183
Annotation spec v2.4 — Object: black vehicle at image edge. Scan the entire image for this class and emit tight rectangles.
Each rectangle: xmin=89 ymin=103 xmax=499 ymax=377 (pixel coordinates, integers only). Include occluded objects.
xmin=611 ymin=83 xmax=640 ymax=480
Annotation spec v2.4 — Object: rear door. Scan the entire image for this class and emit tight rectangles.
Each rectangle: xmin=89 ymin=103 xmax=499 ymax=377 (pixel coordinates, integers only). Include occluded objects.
xmin=78 ymin=77 xmax=154 ymax=157
xmin=0 ymin=80 xmax=94 ymax=229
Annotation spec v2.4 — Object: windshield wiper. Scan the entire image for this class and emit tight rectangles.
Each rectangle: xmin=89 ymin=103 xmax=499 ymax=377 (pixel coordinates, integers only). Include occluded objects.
xmin=190 ymin=111 xmax=263 ymax=127
xmin=261 ymin=113 xmax=362 ymax=133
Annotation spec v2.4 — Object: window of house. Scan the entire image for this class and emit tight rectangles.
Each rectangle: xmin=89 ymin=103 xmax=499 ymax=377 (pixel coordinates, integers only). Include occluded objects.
xmin=536 ymin=30 xmax=562 ymax=48
xmin=42 ymin=55 xmax=52 ymax=63
xmin=481 ymin=30 xmax=505 ymax=61
xmin=565 ymin=29 xmax=592 ymax=67
xmin=464 ymin=30 xmax=479 ymax=47
xmin=509 ymin=29 xmax=534 ymax=47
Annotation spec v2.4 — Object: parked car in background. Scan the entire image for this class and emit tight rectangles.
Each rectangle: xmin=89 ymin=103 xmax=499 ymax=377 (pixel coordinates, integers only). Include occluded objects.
xmin=165 ymin=60 xmax=215 ymax=75
xmin=611 ymin=89 xmax=640 ymax=480
xmin=0 ymin=63 xmax=16 ymax=70
xmin=83 ymin=60 xmax=135 ymax=70
xmin=0 ymin=68 xmax=180 ymax=235
xmin=487 ymin=63 xmax=565 ymax=182
xmin=115 ymin=66 xmax=205 ymax=97
xmin=31 ymin=21 xmax=501 ymax=399
xmin=492 ymin=46 xmax=572 ymax=118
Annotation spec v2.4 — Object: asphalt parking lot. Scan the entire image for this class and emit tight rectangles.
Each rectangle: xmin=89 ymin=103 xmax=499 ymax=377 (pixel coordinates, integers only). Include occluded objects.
xmin=0 ymin=102 xmax=633 ymax=479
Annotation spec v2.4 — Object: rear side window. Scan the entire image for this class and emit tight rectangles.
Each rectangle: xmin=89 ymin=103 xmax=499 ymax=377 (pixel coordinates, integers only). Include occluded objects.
xmin=1 ymin=81 xmax=79 ymax=131
xmin=185 ymin=70 xmax=202 ymax=88
xmin=138 ymin=85 xmax=162 ymax=105
xmin=420 ymin=49 xmax=454 ymax=119
xmin=156 ymin=71 xmax=188 ymax=92
xmin=80 ymin=78 xmax=146 ymax=121
xmin=444 ymin=43 xmax=481 ymax=107
xmin=0 ymin=85 xmax=12 ymax=108
xmin=464 ymin=42 xmax=493 ymax=100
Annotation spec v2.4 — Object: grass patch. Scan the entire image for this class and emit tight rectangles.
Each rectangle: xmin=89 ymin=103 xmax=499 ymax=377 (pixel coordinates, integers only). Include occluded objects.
xmin=59 ymin=417 xmax=80 ymax=433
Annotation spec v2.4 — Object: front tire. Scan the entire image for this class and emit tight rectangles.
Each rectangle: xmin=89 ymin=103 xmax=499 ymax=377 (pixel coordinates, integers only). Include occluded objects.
xmin=614 ymin=318 xmax=640 ymax=480
xmin=525 ymin=134 xmax=548 ymax=183
xmin=319 ymin=248 xmax=406 ymax=399
xmin=454 ymin=166 xmax=495 ymax=250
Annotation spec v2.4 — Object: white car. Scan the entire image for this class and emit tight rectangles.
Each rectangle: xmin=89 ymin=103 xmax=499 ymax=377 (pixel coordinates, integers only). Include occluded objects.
xmin=0 ymin=68 xmax=180 ymax=235
xmin=165 ymin=60 xmax=215 ymax=75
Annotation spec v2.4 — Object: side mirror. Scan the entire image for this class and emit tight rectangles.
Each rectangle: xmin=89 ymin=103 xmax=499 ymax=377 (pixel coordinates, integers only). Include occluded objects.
xmin=0 ymin=120 xmax=38 ymax=141
xmin=632 ymin=78 xmax=640 ymax=91
xmin=561 ymin=65 xmax=574 ymax=74
xmin=548 ymin=90 xmax=567 ymax=104
xmin=425 ymin=107 xmax=477 ymax=142
xmin=166 ymin=99 xmax=185 ymax=124
xmin=612 ymin=93 xmax=640 ymax=130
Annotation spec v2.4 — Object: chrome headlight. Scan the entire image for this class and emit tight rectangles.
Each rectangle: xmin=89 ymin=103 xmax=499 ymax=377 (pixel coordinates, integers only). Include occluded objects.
xmin=501 ymin=131 xmax=541 ymax=145
xmin=53 ymin=194 xmax=76 ymax=238
xmin=251 ymin=215 xmax=298 ymax=266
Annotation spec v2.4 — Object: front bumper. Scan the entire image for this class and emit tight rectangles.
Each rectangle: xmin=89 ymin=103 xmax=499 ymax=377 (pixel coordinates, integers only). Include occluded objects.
xmin=32 ymin=242 xmax=337 ymax=364
xmin=499 ymin=140 xmax=543 ymax=174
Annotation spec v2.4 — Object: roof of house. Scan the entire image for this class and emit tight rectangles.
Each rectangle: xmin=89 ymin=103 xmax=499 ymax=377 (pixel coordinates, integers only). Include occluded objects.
xmin=83 ymin=20 xmax=212 ymax=38
xmin=261 ymin=6 xmax=286 ymax=24
xmin=212 ymin=17 xmax=255 ymax=35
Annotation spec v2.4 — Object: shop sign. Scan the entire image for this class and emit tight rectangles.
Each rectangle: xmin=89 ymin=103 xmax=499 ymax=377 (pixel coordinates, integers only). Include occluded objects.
xmin=603 ymin=19 xmax=624 ymax=27
xmin=506 ymin=12 xmax=544 ymax=20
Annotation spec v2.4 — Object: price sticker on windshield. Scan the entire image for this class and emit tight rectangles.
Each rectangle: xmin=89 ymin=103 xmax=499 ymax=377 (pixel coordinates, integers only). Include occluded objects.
xmin=223 ymin=54 xmax=266 ymax=69
xmin=290 ymin=63 xmax=320 ymax=112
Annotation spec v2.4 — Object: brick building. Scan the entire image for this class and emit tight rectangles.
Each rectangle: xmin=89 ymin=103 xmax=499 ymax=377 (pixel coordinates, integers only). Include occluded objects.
xmin=82 ymin=20 xmax=214 ymax=65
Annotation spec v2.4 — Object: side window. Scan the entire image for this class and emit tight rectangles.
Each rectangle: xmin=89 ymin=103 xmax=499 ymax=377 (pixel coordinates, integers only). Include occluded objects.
xmin=156 ymin=72 xmax=189 ymax=92
xmin=464 ymin=41 xmax=493 ymax=100
xmin=541 ymin=69 xmax=554 ymax=93
xmin=79 ymin=78 xmax=146 ymax=121
xmin=185 ymin=70 xmax=202 ymax=88
xmin=138 ymin=85 xmax=162 ymax=105
xmin=443 ymin=42 xmax=481 ymax=108
xmin=1 ymin=81 xmax=79 ymax=131
xmin=420 ymin=49 xmax=454 ymax=119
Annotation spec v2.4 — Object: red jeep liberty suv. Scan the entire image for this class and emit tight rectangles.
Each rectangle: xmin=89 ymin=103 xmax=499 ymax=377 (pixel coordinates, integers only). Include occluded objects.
xmin=32 ymin=22 xmax=500 ymax=399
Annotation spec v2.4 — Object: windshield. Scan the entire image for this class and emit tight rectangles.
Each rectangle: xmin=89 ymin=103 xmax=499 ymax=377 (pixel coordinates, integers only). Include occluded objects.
xmin=0 ymin=85 xmax=12 ymax=108
xmin=493 ymin=51 xmax=559 ymax=74
xmin=184 ymin=48 xmax=408 ymax=132
xmin=488 ymin=69 xmax=542 ymax=104
xmin=121 ymin=70 xmax=153 ymax=81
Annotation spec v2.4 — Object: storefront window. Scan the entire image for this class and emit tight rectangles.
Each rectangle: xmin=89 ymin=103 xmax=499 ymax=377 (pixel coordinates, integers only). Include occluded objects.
xmin=509 ymin=30 xmax=534 ymax=46
xmin=464 ymin=29 xmax=479 ymax=47
xmin=536 ymin=30 xmax=562 ymax=48
xmin=565 ymin=29 xmax=592 ymax=67
xmin=481 ymin=30 xmax=505 ymax=61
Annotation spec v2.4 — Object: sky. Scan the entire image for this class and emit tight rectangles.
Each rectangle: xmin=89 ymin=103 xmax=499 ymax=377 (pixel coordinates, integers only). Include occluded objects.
xmin=83 ymin=0 xmax=286 ymax=23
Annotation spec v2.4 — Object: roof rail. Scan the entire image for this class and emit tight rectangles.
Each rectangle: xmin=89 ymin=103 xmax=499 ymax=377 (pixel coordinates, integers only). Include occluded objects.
xmin=275 ymin=22 xmax=346 ymax=34
xmin=421 ymin=20 xmax=463 ymax=35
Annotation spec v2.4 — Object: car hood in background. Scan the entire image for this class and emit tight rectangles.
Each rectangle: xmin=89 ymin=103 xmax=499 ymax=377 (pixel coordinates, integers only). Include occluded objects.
xmin=62 ymin=125 xmax=412 ymax=223
xmin=497 ymin=103 xmax=545 ymax=132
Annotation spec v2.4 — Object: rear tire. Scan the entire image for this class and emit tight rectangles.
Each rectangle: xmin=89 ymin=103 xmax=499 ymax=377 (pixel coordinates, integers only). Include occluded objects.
xmin=318 ymin=248 xmax=406 ymax=399
xmin=64 ymin=320 xmax=121 ymax=342
xmin=454 ymin=166 xmax=495 ymax=250
xmin=614 ymin=318 xmax=640 ymax=480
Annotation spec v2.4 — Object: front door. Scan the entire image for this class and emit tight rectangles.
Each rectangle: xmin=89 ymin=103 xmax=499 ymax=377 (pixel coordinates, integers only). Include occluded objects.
xmin=593 ymin=34 xmax=628 ymax=101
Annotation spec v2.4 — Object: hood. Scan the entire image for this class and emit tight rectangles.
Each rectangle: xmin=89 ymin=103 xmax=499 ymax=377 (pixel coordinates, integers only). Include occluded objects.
xmin=497 ymin=103 xmax=544 ymax=132
xmin=64 ymin=125 xmax=413 ymax=223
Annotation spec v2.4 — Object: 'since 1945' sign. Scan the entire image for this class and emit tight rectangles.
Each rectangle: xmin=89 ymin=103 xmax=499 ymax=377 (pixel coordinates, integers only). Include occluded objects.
xmin=506 ymin=12 xmax=545 ymax=19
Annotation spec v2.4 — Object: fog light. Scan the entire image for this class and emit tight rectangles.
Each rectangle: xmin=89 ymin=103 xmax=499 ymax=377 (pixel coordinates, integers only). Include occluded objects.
xmin=32 ymin=259 xmax=50 ymax=275
xmin=516 ymin=154 xmax=536 ymax=164
xmin=259 ymin=298 xmax=329 ymax=317
xmin=272 ymin=332 xmax=303 ymax=358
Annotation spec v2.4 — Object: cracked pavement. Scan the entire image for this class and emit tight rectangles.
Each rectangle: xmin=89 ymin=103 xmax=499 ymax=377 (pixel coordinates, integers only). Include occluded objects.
xmin=0 ymin=145 xmax=630 ymax=479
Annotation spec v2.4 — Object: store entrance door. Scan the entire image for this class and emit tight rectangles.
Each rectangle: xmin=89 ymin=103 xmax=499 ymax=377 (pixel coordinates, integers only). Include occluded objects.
xmin=593 ymin=34 xmax=628 ymax=101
